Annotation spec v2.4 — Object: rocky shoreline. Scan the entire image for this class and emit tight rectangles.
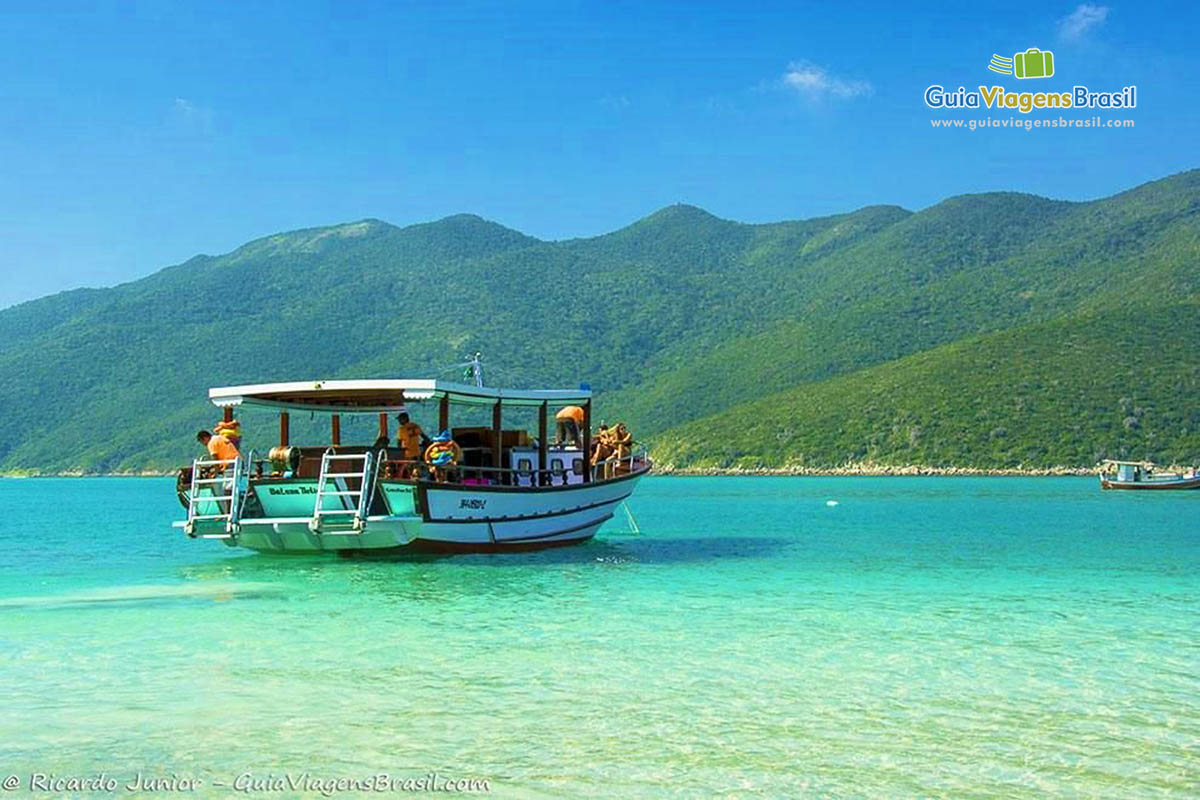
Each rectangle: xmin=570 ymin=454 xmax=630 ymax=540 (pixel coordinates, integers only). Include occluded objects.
xmin=0 ymin=470 xmax=174 ymax=478
xmin=653 ymin=464 xmax=1094 ymax=477
xmin=3 ymin=465 xmax=1096 ymax=478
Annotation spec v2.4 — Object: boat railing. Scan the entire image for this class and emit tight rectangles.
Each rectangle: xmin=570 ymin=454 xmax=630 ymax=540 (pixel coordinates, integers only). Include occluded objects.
xmin=233 ymin=446 xmax=649 ymax=493
xmin=581 ymin=444 xmax=650 ymax=482
xmin=369 ymin=446 xmax=651 ymax=487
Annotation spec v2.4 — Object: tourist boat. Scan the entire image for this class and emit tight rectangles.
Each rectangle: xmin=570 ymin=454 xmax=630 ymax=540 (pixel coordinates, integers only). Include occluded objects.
xmin=172 ymin=378 xmax=651 ymax=553
xmin=1097 ymin=459 xmax=1200 ymax=490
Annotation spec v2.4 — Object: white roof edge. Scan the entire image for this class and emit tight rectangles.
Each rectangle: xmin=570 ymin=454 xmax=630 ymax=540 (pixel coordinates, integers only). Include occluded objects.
xmin=207 ymin=378 xmax=592 ymax=410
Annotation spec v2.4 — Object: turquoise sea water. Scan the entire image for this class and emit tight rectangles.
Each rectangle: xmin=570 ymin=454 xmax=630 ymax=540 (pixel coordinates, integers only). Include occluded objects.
xmin=0 ymin=476 xmax=1197 ymax=798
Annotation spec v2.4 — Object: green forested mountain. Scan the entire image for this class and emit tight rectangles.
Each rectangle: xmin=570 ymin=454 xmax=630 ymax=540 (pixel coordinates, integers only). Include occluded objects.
xmin=1 ymin=170 xmax=1197 ymax=473
xmin=653 ymin=302 xmax=1200 ymax=469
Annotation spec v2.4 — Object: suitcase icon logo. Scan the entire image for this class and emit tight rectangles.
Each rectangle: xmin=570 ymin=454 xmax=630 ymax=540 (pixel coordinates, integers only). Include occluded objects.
xmin=988 ymin=48 xmax=1055 ymax=79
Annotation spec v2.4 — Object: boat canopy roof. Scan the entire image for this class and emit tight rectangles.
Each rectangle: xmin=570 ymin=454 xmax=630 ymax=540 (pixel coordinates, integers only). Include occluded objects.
xmin=208 ymin=379 xmax=591 ymax=413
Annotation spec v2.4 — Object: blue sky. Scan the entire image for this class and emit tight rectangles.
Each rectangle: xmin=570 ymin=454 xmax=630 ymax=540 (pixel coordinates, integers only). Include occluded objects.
xmin=1 ymin=1 xmax=1196 ymax=308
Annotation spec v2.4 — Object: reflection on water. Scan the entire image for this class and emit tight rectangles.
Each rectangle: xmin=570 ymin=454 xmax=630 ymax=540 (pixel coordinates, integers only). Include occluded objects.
xmin=0 ymin=476 xmax=1197 ymax=798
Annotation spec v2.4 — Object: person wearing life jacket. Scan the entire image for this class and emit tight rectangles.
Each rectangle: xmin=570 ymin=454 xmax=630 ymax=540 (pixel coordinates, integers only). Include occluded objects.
xmin=554 ymin=405 xmax=585 ymax=447
xmin=213 ymin=418 xmax=242 ymax=450
xmin=423 ymin=430 xmax=462 ymax=483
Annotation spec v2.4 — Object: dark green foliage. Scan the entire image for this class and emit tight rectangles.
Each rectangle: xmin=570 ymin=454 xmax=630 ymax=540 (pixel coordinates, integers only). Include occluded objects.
xmin=652 ymin=303 xmax=1200 ymax=469
xmin=0 ymin=170 xmax=1197 ymax=473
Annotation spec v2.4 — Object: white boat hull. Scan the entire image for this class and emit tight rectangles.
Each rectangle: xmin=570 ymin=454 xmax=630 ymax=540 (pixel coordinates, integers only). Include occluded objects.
xmin=177 ymin=471 xmax=645 ymax=554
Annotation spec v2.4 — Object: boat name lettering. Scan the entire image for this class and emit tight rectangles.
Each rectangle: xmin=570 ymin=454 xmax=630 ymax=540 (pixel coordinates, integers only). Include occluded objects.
xmin=267 ymin=486 xmax=317 ymax=496
xmin=459 ymin=498 xmax=487 ymax=509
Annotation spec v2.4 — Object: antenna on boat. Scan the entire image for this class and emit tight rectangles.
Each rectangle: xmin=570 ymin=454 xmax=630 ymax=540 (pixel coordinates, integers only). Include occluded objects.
xmin=465 ymin=351 xmax=484 ymax=388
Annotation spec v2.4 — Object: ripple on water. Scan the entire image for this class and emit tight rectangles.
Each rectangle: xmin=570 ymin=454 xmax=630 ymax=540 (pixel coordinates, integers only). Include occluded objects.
xmin=0 ymin=476 xmax=1197 ymax=797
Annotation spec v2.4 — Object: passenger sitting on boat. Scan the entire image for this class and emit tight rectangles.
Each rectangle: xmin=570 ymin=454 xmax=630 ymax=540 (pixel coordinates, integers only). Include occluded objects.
xmin=592 ymin=424 xmax=616 ymax=479
xmin=395 ymin=412 xmax=428 ymax=461
xmin=213 ymin=417 xmax=242 ymax=450
xmin=555 ymin=405 xmax=585 ymax=446
xmin=606 ymin=423 xmax=633 ymax=480
xmin=372 ymin=435 xmax=390 ymax=450
xmin=590 ymin=421 xmax=610 ymax=456
xmin=424 ymin=430 xmax=462 ymax=483
xmin=196 ymin=429 xmax=240 ymax=473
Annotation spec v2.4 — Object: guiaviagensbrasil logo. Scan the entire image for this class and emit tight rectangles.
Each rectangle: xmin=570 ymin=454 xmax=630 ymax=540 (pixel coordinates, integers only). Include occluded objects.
xmin=924 ymin=46 xmax=1136 ymax=115
xmin=988 ymin=48 xmax=1054 ymax=79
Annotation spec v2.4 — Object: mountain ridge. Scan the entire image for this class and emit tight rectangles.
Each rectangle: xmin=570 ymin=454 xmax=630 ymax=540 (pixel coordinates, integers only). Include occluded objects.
xmin=9 ymin=165 xmax=1200 ymax=314
xmin=1 ymin=168 xmax=1197 ymax=472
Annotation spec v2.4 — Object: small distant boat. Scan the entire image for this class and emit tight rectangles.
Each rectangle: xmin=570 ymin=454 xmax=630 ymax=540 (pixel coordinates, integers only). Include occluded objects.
xmin=1098 ymin=460 xmax=1200 ymax=490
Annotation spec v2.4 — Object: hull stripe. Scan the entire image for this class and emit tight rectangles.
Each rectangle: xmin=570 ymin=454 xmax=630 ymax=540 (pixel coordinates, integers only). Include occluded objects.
xmin=424 ymin=492 xmax=631 ymax=524
xmin=404 ymin=465 xmax=648 ymax=496
xmin=495 ymin=516 xmax=612 ymax=543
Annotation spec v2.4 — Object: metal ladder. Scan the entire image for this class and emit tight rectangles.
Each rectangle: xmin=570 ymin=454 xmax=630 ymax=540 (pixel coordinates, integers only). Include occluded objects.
xmin=184 ymin=455 xmax=244 ymax=538
xmin=309 ymin=450 xmax=377 ymax=534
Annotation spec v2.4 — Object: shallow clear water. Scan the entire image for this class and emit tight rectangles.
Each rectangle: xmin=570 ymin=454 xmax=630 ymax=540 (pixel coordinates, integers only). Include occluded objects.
xmin=0 ymin=476 xmax=1197 ymax=798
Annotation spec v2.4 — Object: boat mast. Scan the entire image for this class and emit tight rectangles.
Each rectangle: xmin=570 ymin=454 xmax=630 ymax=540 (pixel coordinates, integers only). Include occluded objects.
xmin=467 ymin=351 xmax=484 ymax=388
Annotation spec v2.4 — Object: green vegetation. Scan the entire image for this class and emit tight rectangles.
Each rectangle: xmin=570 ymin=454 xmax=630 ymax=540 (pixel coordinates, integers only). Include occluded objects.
xmin=0 ymin=170 xmax=1197 ymax=473
xmin=652 ymin=302 xmax=1200 ymax=469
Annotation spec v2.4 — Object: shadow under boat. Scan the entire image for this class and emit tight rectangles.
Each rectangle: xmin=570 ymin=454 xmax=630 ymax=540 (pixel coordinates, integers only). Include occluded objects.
xmin=329 ymin=533 xmax=794 ymax=566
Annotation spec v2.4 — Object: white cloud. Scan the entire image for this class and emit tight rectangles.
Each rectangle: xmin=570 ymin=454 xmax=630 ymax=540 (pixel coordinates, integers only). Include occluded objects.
xmin=172 ymin=97 xmax=214 ymax=134
xmin=1058 ymin=4 xmax=1110 ymax=40
xmin=599 ymin=94 xmax=630 ymax=111
xmin=781 ymin=61 xmax=872 ymax=100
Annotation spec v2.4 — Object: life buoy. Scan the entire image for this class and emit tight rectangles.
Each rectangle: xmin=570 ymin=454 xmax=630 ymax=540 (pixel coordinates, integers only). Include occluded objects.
xmin=424 ymin=441 xmax=461 ymax=466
